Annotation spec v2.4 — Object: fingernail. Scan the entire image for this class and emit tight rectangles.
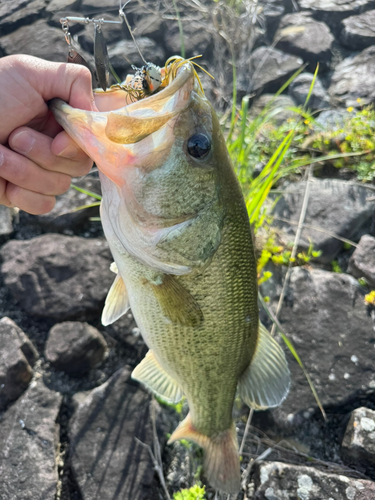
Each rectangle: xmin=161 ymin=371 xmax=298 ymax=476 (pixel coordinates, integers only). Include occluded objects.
xmin=0 ymin=151 xmax=4 ymax=167
xmin=56 ymin=144 xmax=78 ymax=158
xmin=11 ymin=131 xmax=36 ymax=154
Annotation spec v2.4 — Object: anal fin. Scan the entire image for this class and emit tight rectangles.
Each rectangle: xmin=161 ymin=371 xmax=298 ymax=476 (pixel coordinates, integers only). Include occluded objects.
xmin=150 ymin=274 xmax=203 ymax=327
xmin=168 ymin=414 xmax=240 ymax=494
xmin=131 ymin=350 xmax=183 ymax=403
xmin=238 ymin=322 xmax=290 ymax=410
xmin=102 ymin=272 xmax=130 ymax=326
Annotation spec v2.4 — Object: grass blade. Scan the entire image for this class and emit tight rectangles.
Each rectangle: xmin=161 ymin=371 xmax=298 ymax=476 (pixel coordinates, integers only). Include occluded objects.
xmin=71 ymin=184 xmax=102 ymax=200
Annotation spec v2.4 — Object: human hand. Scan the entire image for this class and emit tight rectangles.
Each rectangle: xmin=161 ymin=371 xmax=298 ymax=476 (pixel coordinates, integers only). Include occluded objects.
xmin=0 ymin=54 xmax=95 ymax=214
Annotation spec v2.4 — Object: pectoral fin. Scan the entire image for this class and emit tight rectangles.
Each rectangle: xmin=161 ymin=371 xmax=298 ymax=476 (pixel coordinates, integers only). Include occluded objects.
xmin=101 ymin=273 xmax=130 ymax=326
xmin=150 ymin=274 xmax=203 ymax=327
xmin=132 ymin=350 xmax=183 ymax=403
xmin=238 ymin=322 xmax=290 ymax=410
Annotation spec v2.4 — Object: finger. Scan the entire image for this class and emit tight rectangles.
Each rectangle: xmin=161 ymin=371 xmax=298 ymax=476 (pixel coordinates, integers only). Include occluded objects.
xmin=6 ymin=183 xmax=55 ymax=215
xmin=0 ymin=177 xmax=12 ymax=208
xmin=8 ymin=127 xmax=93 ymax=177
xmin=0 ymin=145 xmax=71 ymax=196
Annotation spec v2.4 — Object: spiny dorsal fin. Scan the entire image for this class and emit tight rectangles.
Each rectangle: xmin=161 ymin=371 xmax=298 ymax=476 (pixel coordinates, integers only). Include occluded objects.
xmin=168 ymin=414 xmax=240 ymax=494
xmin=238 ymin=322 xmax=290 ymax=410
xmin=150 ymin=274 xmax=203 ymax=327
xmin=101 ymin=273 xmax=130 ymax=326
xmin=131 ymin=350 xmax=183 ymax=403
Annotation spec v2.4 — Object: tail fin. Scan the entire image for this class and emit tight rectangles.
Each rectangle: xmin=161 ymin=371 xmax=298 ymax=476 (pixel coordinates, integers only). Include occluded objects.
xmin=168 ymin=414 xmax=241 ymax=494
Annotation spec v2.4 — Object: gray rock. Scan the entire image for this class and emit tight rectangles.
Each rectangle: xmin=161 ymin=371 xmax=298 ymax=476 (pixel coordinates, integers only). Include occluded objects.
xmin=329 ymin=46 xmax=375 ymax=108
xmin=0 ymin=205 xmax=15 ymax=242
xmin=299 ymin=0 xmax=373 ymax=11
xmin=342 ymin=407 xmax=375 ymax=469
xmin=70 ymin=366 xmax=156 ymax=499
xmin=0 ymin=317 xmax=37 ymax=410
xmin=313 ymin=109 xmax=350 ymax=131
xmin=250 ymin=94 xmax=297 ymax=125
xmin=1 ymin=234 xmax=113 ymax=321
xmin=273 ymin=179 xmax=374 ymax=263
xmin=0 ymin=0 xmax=47 ymax=36
xmin=289 ymin=73 xmax=330 ymax=110
xmin=81 ymin=0 xmax=123 ymax=14
xmin=247 ymin=47 xmax=303 ymax=94
xmin=341 ymin=9 xmax=375 ymax=49
xmin=0 ymin=317 xmax=38 ymax=367
xmin=0 ymin=0 xmax=29 ymax=21
xmin=164 ymin=21 xmax=213 ymax=60
xmin=260 ymin=2 xmax=286 ymax=40
xmin=265 ymin=268 xmax=375 ymax=425
xmin=275 ymin=12 xmax=334 ymax=68
xmin=108 ymin=37 xmax=165 ymax=79
xmin=134 ymin=14 xmax=166 ymax=45
xmin=253 ymin=461 xmax=375 ymax=499
xmin=348 ymin=234 xmax=375 ymax=286
xmin=23 ymin=175 xmax=101 ymax=233
xmin=0 ymin=19 xmax=70 ymax=62
xmin=0 ymin=378 xmax=62 ymax=500
xmin=45 ymin=321 xmax=107 ymax=375
xmin=46 ymin=0 xmax=81 ymax=12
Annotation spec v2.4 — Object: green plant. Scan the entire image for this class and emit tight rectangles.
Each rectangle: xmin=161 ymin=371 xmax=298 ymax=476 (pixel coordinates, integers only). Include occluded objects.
xmin=173 ymin=484 xmax=206 ymax=500
xmin=331 ymin=260 xmax=342 ymax=273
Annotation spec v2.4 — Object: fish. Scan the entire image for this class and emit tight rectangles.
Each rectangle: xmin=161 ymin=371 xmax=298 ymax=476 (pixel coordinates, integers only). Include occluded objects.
xmin=50 ymin=59 xmax=290 ymax=494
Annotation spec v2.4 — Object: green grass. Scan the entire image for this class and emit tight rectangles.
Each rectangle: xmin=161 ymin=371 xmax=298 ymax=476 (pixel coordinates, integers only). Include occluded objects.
xmin=173 ymin=485 xmax=206 ymax=500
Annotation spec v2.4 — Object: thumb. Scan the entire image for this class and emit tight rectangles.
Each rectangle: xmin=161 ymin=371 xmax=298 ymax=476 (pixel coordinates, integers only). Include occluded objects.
xmin=17 ymin=54 xmax=96 ymax=111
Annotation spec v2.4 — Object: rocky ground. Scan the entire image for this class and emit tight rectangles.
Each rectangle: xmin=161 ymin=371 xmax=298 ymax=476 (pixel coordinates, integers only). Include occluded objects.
xmin=1 ymin=0 xmax=375 ymax=499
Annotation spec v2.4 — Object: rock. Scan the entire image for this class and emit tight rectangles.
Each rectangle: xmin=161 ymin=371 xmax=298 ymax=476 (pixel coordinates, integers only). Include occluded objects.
xmin=0 ymin=205 xmax=15 ymax=242
xmin=46 ymin=0 xmax=81 ymax=12
xmin=0 ymin=317 xmax=38 ymax=410
xmin=164 ymin=21 xmax=213 ymax=60
xmin=45 ymin=321 xmax=107 ymax=375
xmin=252 ymin=461 xmax=375 ymax=499
xmin=273 ymin=179 xmax=374 ymax=263
xmin=342 ymin=407 xmax=375 ymax=470
xmin=260 ymin=2 xmax=286 ymax=40
xmin=298 ymin=0 xmax=375 ymax=34
xmin=108 ymin=37 xmax=165 ymax=79
xmin=81 ymin=0 xmax=123 ymax=14
xmin=329 ymin=46 xmax=375 ymax=108
xmin=264 ymin=268 xmax=375 ymax=426
xmin=313 ymin=109 xmax=350 ymax=131
xmin=0 ymin=234 xmax=113 ymax=321
xmin=247 ymin=47 xmax=303 ymax=94
xmin=0 ymin=317 xmax=38 ymax=367
xmin=288 ymin=73 xmax=330 ymax=110
xmin=0 ymin=378 xmax=62 ymax=500
xmin=275 ymin=12 xmax=334 ymax=69
xmin=0 ymin=0 xmax=47 ymax=36
xmin=250 ymin=94 xmax=297 ymax=125
xmin=22 ymin=175 xmax=101 ymax=233
xmin=348 ymin=234 xmax=375 ymax=286
xmin=69 ymin=366 xmax=157 ymax=499
xmin=134 ymin=14 xmax=166 ymax=45
xmin=0 ymin=0 xmax=29 ymax=21
xmin=0 ymin=19 xmax=70 ymax=62
xmin=341 ymin=9 xmax=375 ymax=49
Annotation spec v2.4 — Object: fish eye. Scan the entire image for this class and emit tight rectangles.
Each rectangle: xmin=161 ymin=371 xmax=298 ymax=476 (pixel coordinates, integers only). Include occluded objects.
xmin=187 ymin=133 xmax=211 ymax=160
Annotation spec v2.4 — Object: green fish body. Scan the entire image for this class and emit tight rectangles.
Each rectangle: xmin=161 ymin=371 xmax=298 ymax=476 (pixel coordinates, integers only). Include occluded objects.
xmin=51 ymin=61 xmax=290 ymax=494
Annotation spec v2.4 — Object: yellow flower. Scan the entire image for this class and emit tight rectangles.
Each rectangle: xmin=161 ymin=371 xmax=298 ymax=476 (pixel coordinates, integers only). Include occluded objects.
xmin=357 ymin=98 xmax=362 ymax=103
xmin=347 ymin=106 xmax=354 ymax=112
xmin=365 ymin=290 xmax=375 ymax=306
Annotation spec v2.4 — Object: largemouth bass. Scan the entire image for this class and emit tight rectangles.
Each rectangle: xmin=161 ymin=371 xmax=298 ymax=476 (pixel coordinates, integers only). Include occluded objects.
xmin=50 ymin=60 xmax=290 ymax=494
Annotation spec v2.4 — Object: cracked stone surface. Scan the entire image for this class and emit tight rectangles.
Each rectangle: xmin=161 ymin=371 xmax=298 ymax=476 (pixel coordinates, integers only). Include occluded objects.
xmin=252 ymin=461 xmax=375 ymax=499
xmin=0 ymin=317 xmax=38 ymax=410
xmin=1 ymin=234 xmax=113 ymax=321
xmin=341 ymin=9 xmax=375 ymax=49
xmin=342 ymin=407 xmax=375 ymax=468
xmin=69 ymin=366 xmax=157 ymax=500
xmin=273 ymin=179 xmax=374 ymax=263
xmin=0 ymin=378 xmax=62 ymax=500
xmin=348 ymin=234 xmax=375 ymax=287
